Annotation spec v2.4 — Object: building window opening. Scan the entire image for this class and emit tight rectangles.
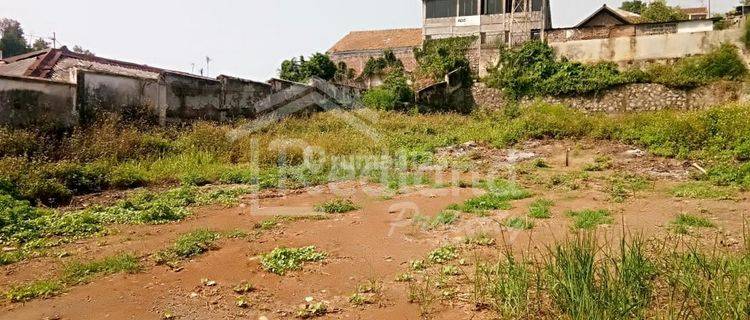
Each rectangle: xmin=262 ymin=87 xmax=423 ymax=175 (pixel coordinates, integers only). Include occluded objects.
xmin=531 ymin=0 xmax=543 ymax=11
xmin=426 ymin=0 xmax=457 ymax=18
xmin=482 ymin=0 xmax=502 ymax=14
xmin=530 ymin=29 xmax=541 ymax=40
xmin=459 ymin=0 xmax=479 ymax=16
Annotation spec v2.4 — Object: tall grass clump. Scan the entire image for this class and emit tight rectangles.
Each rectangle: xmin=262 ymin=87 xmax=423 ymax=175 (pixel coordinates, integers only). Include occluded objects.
xmin=545 ymin=236 xmax=654 ymax=320
xmin=473 ymin=253 xmax=532 ymax=318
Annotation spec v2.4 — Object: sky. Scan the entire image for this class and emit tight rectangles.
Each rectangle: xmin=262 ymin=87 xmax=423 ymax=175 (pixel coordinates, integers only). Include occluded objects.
xmin=0 ymin=0 xmax=737 ymax=80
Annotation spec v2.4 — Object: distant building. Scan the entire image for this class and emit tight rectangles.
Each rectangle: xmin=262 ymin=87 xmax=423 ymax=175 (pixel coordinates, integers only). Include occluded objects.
xmin=327 ymin=28 xmax=423 ymax=76
xmin=421 ymin=0 xmax=552 ymax=46
xmin=574 ymin=5 xmax=642 ymax=28
xmin=681 ymin=7 xmax=709 ymax=20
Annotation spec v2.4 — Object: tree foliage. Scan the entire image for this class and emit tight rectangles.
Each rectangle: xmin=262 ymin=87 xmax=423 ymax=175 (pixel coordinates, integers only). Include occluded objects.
xmin=485 ymin=41 xmax=746 ymax=99
xmin=620 ymin=0 xmax=647 ymax=14
xmin=414 ymin=36 xmax=476 ymax=85
xmin=640 ymin=0 xmax=687 ymax=23
xmin=279 ymin=53 xmax=338 ymax=82
xmin=361 ymin=70 xmax=414 ymax=111
xmin=72 ymin=45 xmax=94 ymax=56
xmin=362 ymin=50 xmax=404 ymax=78
xmin=31 ymin=38 xmax=49 ymax=51
xmin=0 ymin=19 xmax=31 ymax=58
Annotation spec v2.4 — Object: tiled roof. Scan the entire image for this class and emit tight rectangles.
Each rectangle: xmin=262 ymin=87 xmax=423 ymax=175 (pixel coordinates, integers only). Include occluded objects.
xmin=0 ymin=46 xmax=163 ymax=81
xmin=681 ymin=7 xmax=709 ymax=15
xmin=328 ymin=28 xmax=423 ymax=53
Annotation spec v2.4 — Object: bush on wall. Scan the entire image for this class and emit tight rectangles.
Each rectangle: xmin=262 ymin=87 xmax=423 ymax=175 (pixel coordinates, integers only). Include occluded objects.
xmin=485 ymin=41 xmax=747 ymax=99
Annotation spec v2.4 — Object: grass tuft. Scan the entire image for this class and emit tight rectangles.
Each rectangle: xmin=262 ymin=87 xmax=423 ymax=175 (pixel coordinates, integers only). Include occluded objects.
xmin=260 ymin=246 xmax=326 ymax=275
xmin=671 ymin=182 xmax=738 ymax=200
xmin=154 ymin=230 xmax=220 ymax=265
xmin=314 ymin=198 xmax=360 ymax=214
xmin=566 ymin=209 xmax=613 ymax=230
xmin=528 ymin=198 xmax=554 ymax=219
xmin=505 ymin=217 xmax=535 ymax=230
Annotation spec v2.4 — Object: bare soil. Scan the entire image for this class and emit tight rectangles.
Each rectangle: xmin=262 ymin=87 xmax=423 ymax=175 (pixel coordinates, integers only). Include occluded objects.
xmin=1 ymin=140 xmax=747 ymax=320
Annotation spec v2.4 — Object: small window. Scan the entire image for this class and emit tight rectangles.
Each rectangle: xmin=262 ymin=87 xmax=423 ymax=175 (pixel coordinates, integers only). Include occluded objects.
xmin=530 ymin=29 xmax=541 ymax=40
xmin=459 ymin=0 xmax=478 ymax=16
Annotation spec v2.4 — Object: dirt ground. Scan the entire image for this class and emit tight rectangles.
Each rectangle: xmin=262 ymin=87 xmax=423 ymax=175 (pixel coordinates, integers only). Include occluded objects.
xmin=1 ymin=140 xmax=747 ymax=320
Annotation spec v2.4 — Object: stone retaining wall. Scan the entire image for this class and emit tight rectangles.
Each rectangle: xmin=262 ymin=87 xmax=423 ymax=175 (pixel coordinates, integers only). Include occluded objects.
xmin=471 ymin=81 xmax=745 ymax=112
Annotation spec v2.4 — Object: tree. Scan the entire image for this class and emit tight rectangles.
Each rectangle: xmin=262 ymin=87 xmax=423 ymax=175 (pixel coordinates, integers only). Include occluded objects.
xmin=0 ymin=18 xmax=31 ymax=58
xmin=72 ymin=45 xmax=95 ymax=56
xmin=300 ymin=53 xmax=337 ymax=81
xmin=620 ymin=0 xmax=647 ymax=14
xmin=334 ymin=61 xmax=356 ymax=83
xmin=641 ymin=0 xmax=688 ymax=23
xmin=31 ymin=38 xmax=49 ymax=51
xmin=279 ymin=53 xmax=338 ymax=82
xmin=279 ymin=57 xmax=306 ymax=82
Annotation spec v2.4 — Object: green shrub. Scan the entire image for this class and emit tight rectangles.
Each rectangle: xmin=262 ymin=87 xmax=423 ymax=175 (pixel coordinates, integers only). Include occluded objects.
xmin=22 ymin=180 xmax=72 ymax=207
xmin=414 ymin=36 xmax=475 ymax=84
xmin=486 ymin=42 xmax=747 ymax=99
xmin=42 ymin=161 xmax=109 ymax=195
xmin=0 ymin=128 xmax=42 ymax=158
xmin=361 ymin=71 xmax=414 ymax=111
xmin=485 ymin=41 xmax=633 ymax=99
xmin=647 ymin=44 xmax=747 ymax=88
xmin=107 ymin=165 xmax=148 ymax=189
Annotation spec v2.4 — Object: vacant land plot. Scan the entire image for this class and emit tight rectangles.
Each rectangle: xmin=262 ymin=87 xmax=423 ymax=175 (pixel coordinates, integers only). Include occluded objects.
xmin=0 ymin=105 xmax=748 ymax=319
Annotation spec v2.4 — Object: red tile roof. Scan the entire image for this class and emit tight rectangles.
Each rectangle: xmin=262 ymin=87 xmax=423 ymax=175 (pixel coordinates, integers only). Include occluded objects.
xmin=681 ymin=7 xmax=709 ymax=15
xmin=329 ymin=28 xmax=423 ymax=53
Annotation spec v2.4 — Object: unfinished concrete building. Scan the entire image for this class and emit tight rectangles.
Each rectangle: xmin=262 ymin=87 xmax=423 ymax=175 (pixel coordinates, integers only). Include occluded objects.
xmin=421 ymin=0 xmax=551 ymax=46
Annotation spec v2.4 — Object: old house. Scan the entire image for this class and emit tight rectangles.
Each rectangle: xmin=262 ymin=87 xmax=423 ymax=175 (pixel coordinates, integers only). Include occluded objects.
xmin=328 ymin=28 xmax=423 ymax=87
xmin=547 ymin=5 xmax=738 ymax=66
xmin=681 ymin=7 xmax=709 ymax=20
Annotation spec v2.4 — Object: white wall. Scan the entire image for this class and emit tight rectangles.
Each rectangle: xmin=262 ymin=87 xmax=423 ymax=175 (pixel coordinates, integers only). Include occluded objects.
xmin=550 ymin=28 xmax=743 ymax=64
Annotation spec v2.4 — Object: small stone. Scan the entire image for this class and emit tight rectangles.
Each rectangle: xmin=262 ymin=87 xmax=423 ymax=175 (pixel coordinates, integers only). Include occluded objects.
xmin=189 ymin=292 xmax=199 ymax=299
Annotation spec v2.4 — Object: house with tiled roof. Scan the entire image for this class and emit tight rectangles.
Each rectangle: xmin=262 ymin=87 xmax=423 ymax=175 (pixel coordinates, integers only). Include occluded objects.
xmin=680 ymin=7 xmax=709 ymax=20
xmin=328 ymin=28 xmax=423 ymax=77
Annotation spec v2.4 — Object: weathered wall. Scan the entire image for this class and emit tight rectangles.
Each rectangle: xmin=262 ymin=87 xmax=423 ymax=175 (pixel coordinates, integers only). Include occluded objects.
xmin=549 ymin=28 xmax=742 ymax=65
xmin=472 ymin=81 xmax=744 ymax=112
xmin=218 ymin=75 xmax=272 ymax=119
xmin=162 ymin=72 xmax=223 ymax=122
xmin=77 ymin=70 xmax=161 ymax=122
xmin=329 ymin=47 xmax=418 ymax=76
xmin=0 ymin=75 xmax=77 ymax=128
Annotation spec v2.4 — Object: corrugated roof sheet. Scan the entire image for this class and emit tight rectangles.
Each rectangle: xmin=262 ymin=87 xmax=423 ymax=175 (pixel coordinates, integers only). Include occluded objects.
xmin=329 ymin=28 xmax=423 ymax=53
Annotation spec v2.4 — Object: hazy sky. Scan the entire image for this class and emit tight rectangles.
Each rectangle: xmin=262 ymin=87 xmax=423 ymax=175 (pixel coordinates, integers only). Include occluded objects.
xmin=0 ymin=0 xmax=736 ymax=80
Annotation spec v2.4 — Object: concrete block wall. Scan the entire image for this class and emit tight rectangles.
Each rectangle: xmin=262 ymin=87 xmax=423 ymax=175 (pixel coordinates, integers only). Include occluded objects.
xmin=0 ymin=74 xmax=77 ymax=128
